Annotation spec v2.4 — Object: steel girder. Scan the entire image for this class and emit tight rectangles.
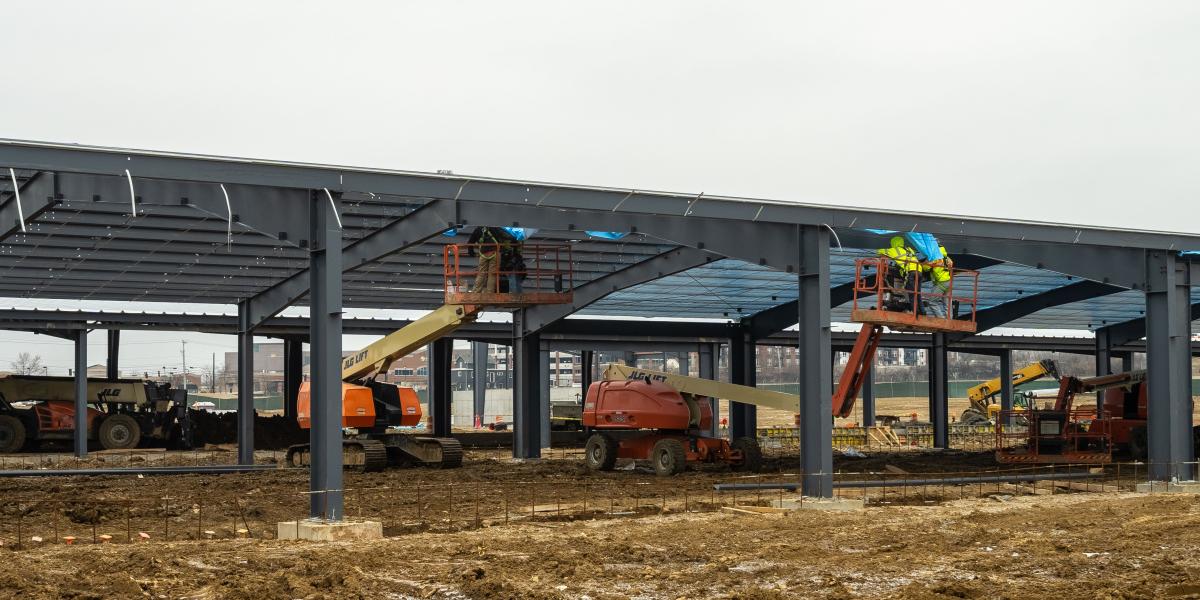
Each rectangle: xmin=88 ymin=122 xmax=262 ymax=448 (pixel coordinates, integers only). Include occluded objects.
xmin=948 ymin=280 xmax=1125 ymax=341
xmin=797 ymin=225 xmax=833 ymax=498
xmin=4 ymin=139 xmax=1198 ymax=250
xmin=1099 ymin=301 xmax=1200 ymax=346
xmin=518 ymin=246 xmax=715 ymax=335
xmin=1144 ymin=251 xmax=1195 ymax=481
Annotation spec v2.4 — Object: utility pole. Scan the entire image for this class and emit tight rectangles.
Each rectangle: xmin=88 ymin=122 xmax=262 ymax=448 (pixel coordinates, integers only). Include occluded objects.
xmin=211 ymin=352 xmax=216 ymax=392
xmin=180 ymin=339 xmax=188 ymax=382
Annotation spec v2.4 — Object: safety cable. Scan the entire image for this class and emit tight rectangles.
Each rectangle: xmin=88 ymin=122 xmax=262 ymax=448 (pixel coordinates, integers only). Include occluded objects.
xmin=125 ymin=169 xmax=136 ymax=216
xmin=220 ymin=184 xmax=232 ymax=250
xmin=8 ymin=168 xmax=24 ymax=233
xmin=323 ymin=188 xmax=343 ymax=229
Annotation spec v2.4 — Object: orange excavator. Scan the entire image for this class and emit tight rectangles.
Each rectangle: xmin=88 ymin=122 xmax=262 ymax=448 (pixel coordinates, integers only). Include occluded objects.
xmin=286 ymin=242 xmax=573 ymax=471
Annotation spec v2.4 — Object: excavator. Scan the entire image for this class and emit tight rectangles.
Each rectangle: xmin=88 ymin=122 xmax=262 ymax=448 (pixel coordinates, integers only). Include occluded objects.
xmin=286 ymin=241 xmax=573 ymax=472
xmin=958 ymin=359 xmax=1059 ymax=425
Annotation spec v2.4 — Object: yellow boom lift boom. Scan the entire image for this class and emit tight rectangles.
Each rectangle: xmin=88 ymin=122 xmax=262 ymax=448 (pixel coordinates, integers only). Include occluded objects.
xmin=959 ymin=359 xmax=1059 ymax=424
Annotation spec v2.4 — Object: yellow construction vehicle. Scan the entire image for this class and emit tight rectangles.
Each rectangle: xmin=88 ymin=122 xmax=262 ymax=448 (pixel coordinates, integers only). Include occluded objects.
xmin=285 ymin=241 xmax=573 ymax=472
xmin=959 ymin=359 xmax=1059 ymax=425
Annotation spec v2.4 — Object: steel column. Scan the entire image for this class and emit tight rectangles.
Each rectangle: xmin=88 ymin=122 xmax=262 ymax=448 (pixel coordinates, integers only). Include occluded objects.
xmin=540 ymin=347 xmax=552 ymax=449
xmin=236 ymin=302 xmax=255 ymax=466
xmin=1094 ymin=327 xmax=1113 ymax=414
xmin=699 ymin=343 xmax=718 ymax=437
xmin=999 ymin=350 xmax=1014 ymax=419
xmin=472 ymin=342 xmax=488 ymax=427
xmin=929 ymin=333 xmax=949 ymax=449
xmin=283 ymin=338 xmax=303 ymax=420
xmin=73 ymin=330 xmax=87 ymax=458
xmin=728 ymin=328 xmax=757 ymax=439
xmin=106 ymin=330 xmax=119 ymax=380
xmin=580 ymin=350 xmax=594 ymax=395
xmin=430 ymin=338 xmax=452 ymax=437
xmin=1120 ymin=352 xmax=1133 ymax=372
xmin=677 ymin=352 xmax=690 ymax=376
xmin=861 ymin=363 xmax=875 ymax=427
xmin=1144 ymin=251 xmax=1194 ymax=482
xmin=512 ymin=311 xmax=542 ymax=458
xmin=308 ymin=191 xmax=344 ymax=520
xmin=798 ymin=225 xmax=832 ymax=497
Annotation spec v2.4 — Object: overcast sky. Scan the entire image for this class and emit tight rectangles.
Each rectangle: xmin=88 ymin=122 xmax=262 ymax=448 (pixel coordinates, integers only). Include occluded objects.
xmin=2 ymin=1 xmax=1197 ymax=374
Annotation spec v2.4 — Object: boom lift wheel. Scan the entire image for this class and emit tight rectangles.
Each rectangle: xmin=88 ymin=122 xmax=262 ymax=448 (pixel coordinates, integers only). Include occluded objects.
xmin=584 ymin=433 xmax=618 ymax=471
xmin=730 ymin=436 xmax=763 ymax=472
xmin=0 ymin=415 xmax=26 ymax=453
xmin=651 ymin=438 xmax=687 ymax=476
xmin=98 ymin=414 xmax=142 ymax=450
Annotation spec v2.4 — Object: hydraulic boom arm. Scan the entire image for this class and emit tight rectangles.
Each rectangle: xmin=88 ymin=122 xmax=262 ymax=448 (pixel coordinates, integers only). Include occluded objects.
xmin=341 ymin=304 xmax=482 ymax=382
xmin=600 ymin=363 xmax=798 ymax=412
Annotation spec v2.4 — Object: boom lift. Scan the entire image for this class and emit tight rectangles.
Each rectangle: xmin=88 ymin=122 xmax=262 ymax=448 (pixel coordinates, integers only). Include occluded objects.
xmin=582 ymin=363 xmax=799 ymax=475
xmin=286 ymin=242 xmax=573 ymax=472
xmin=995 ymin=370 xmax=1200 ymax=464
xmin=833 ymin=255 xmax=980 ymax=420
xmin=958 ymin=359 xmax=1059 ymax=424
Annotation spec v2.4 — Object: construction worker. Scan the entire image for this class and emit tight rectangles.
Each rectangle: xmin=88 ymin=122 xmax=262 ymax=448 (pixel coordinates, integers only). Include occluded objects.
xmin=923 ymin=245 xmax=954 ymax=317
xmin=877 ymin=236 xmax=919 ymax=310
xmin=467 ymin=226 xmax=514 ymax=293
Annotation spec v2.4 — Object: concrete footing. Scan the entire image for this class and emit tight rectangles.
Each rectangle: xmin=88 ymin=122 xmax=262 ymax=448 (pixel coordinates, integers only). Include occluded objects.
xmin=772 ymin=496 xmax=864 ymax=512
xmin=1135 ymin=481 xmax=1200 ymax=494
xmin=277 ymin=519 xmax=383 ymax=542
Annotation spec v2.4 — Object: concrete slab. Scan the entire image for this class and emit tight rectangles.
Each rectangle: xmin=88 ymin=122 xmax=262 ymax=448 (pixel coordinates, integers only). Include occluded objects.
xmin=277 ymin=519 xmax=383 ymax=542
xmin=1135 ymin=481 xmax=1200 ymax=494
xmin=772 ymin=496 xmax=864 ymax=512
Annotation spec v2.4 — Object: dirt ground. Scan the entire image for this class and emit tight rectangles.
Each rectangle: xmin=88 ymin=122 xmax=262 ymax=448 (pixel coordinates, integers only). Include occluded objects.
xmin=2 ymin=449 xmax=1198 ymax=598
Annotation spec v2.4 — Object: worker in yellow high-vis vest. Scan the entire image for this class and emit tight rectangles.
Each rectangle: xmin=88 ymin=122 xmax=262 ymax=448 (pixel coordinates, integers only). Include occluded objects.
xmin=877 ymin=236 xmax=920 ymax=310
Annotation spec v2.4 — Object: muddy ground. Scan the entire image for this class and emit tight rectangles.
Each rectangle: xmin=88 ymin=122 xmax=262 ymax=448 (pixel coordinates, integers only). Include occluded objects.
xmin=2 ymin=450 xmax=1195 ymax=598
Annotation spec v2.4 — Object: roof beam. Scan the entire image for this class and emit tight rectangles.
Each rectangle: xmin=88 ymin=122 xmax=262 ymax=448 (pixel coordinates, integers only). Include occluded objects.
xmin=7 ymin=139 xmax=1195 ymax=249
xmin=949 ymin=280 xmax=1125 ymax=341
xmin=1100 ymin=301 xmax=1200 ymax=346
xmin=0 ymin=171 xmax=57 ymax=243
xmin=518 ymin=246 xmax=715 ymax=336
xmin=243 ymin=197 xmax=456 ymax=327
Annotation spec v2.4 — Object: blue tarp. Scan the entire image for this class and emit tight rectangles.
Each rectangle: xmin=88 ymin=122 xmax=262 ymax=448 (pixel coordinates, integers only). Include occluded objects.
xmin=441 ymin=227 xmax=537 ymax=240
xmin=904 ymin=232 xmax=944 ymax=261
xmin=586 ymin=231 xmax=629 ymax=240
xmin=1182 ymin=251 xmax=1200 ymax=256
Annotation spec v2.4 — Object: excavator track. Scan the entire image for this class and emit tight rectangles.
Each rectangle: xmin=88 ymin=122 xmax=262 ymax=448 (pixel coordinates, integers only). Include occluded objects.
xmin=385 ymin=435 xmax=463 ymax=468
xmin=285 ymin=439 xmax=388 ymax=473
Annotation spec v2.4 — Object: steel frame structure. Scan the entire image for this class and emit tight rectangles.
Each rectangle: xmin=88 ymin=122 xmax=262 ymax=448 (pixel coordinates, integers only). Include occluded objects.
xmin=0 ymin=138 xmax=1197 ymax=512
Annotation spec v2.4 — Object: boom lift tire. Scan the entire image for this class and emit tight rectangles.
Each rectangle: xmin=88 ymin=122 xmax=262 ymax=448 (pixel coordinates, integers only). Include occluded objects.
xmin=0 ymin=415 xmax=26 ymax=453
xmin=730 ymin=437 xmax=763 ymax=472
xmin=1128 ymin=426 xmax=1148 ymax=461
xmin=585 ymin=433 xmax=618 ymax=471
xmin=651 ymin=438 xmax=687 ymax=476
xmin=98 ymin=414 xmax=141 ymax=450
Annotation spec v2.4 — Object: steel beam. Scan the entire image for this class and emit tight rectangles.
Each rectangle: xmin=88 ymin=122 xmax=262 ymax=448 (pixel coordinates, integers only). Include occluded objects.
xmin=308 ymin=191 xmax=345 ymax=520
xmin=540 ymin=347 xmax=552 ymax=449
xmin=929 ymin=333 xmax=949 ymax=449
xmin=1099 ymin=301 xmax=1200 ymax=346
xmin=952 ymin=280 xmax=1125 ymax=341
xmin=948 ymin=238 xmax=1144 ymax=289
xmin=518 ymin=246 xmax=713 ymax=335
xmin=73 ymin=329 xmax=87 ymax=458
xmin=511 ymin=310 xmax=541 ymax=459
xmin=283 ymin=338 xmax=303 ymax=420
xmin=1144 ymin=250 xmax=1195 ymax=481
xmin=1 ymin=172 xmax=58 ymax=243
xmin=999 ymin=350 xmax=1014 ymax=421
xmin=7 ymin=139 xmax=1199 ymax=249
xmin=430 ymin=338 xmax=452 ymax=437
xmin=236 ymin=302 xmax=255 ymax=466
xmin=106 ymin=329 xmax=119 ymax=380
xmin=699 ymin=343 xmax=719 ymax=437
xmin=580 ymin=350 xmax=594 ymax=395
xmin=245 ymin=197 xmax=456 ymax=329
xmin=798 ymin=225 xmax=833 ymax=498
xmin=472 ymin=342 xmax=488 ymax=428
xmin=728 ymin=326 xmax=757 ymax=440
xmin=1094 ymin=327 xmax=1112 ymax=414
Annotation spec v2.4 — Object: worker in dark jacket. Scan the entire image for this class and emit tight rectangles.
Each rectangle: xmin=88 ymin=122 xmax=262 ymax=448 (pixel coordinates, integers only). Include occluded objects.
xmin=467 ymin=226 xmax=515 ymax=293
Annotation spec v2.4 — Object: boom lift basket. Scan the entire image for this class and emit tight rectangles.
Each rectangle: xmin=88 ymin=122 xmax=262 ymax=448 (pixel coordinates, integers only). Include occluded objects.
xmin=444 ymin=243 xmax=574 ymax=306
xmin=850 ymin=256 xmax=980 ymax=334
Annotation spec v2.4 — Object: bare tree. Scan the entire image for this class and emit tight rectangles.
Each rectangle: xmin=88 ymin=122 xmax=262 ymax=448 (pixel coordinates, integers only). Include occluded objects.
xmin=10 ymin=352 xmax=45 ymax=375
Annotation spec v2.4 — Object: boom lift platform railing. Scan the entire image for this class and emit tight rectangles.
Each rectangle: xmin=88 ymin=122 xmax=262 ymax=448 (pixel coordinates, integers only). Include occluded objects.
xmin=833 ymin=256 xmax=980 ymax=419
